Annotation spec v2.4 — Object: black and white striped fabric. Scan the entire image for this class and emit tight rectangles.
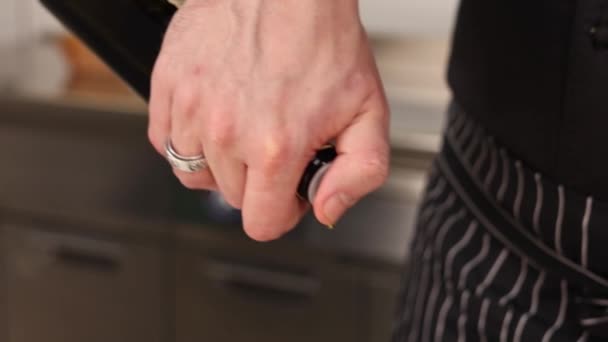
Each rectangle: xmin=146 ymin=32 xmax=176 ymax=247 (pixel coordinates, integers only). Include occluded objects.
xmin=392 ymin=103 xmax=608 ymax=342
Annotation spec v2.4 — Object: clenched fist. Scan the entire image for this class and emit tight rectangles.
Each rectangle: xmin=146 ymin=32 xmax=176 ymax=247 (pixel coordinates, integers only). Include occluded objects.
xmin=148 ymin=0 xmax=390 ymax=241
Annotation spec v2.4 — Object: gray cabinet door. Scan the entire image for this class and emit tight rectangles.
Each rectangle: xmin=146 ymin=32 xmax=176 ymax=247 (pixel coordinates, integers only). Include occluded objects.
xmin=2 ymin=224 xmax=168 ymax=342
xmin=175 ymin=234 xmax=361 ymax=342
xmin=364 ymin=270 xmax=402 ymax=342
xmin=0 ymin=224 xmax=7 ymax=341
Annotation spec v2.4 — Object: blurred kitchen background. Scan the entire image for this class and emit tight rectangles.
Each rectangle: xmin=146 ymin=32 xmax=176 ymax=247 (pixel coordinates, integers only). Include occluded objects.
xmin=0 ymin=0 xmax=458 ymax=341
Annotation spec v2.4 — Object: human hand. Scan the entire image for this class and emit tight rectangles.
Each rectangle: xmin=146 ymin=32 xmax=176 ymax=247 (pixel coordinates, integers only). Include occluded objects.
xmin=148 ymin=0 xmax=390 ymax=241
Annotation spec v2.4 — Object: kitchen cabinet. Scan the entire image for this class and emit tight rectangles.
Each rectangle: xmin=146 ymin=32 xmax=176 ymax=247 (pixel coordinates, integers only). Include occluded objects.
xmin=0 ymin=224 xmax=7 ymax=342
xmin=363 ymin=270 xmax=403 ymax=342
xmin=2 ymin=223 xmax=169 ymax=342
xmin=174 ymin=231 xmax=362 ymax=342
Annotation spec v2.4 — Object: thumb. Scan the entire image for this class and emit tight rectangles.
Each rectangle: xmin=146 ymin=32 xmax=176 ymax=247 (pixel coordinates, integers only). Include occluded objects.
xmin=312 ymin=104 xmax=390 ymax=226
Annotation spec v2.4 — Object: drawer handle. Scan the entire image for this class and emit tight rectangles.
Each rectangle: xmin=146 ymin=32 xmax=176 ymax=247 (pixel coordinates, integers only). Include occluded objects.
xmin=24 ymin=230 xmax=124 ymax=273
xmin=204 ymin=260 xmax=321 ymax=301
xmin=54 ymin=246 xmax=121 ymax=273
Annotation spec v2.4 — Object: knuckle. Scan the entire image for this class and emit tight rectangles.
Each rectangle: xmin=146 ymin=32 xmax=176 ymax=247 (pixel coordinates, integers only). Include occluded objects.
xmin=360 ymin=152 xmax=390 ymax=188
xmin=345 ymin=70 xmax=373 ymax=94
xmin=173 ymin=85 xmax=199 ymax=120
xmin=207 ymin=115 xmax=237 ymax=148
xmin=260 ymin=132 xmax=292 ymax=173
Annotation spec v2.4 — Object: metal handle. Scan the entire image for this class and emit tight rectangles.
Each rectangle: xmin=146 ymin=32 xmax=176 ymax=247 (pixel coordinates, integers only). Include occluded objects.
xmin=27 ymin=230 xmax=124 ymax=273
xmin=203 ymin=259 xmax=321 ymax=301
xmin=53 ymin=246 xmax=121 ymax=272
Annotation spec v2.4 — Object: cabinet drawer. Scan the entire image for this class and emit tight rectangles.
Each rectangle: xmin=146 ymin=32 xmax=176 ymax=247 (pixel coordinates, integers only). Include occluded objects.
xmin=175 ymin=236 xmax=360 ymax=342
xmin=0 ymin=225 xmax=7 ymax=339
xmin=365 ymin=270 xmax=402 ymax=342
xmin=2 ymin=224 xmax=168 ymax=342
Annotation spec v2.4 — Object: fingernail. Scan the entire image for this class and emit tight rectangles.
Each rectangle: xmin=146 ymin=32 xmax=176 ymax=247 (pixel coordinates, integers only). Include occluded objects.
xmin=323 ymin=193 xmax=353 ymax=226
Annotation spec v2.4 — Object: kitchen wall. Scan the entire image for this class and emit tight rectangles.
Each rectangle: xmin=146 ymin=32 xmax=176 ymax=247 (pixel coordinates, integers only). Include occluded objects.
xmin=0 ymin=0 xmax=18 ymax=89
xmin=0 ymin=0 xmax=66 ymax=94
xmin=0 ymin=0 xmax=459 ymax=39
xmin=360 ymin=0 xmax=459 ymax=37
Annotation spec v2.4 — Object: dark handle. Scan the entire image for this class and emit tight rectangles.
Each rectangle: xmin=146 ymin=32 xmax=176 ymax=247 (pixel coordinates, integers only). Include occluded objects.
xmin=26 ymin=230 xmax=124 ymax=273
xmin=203 ymin=260 xmax=321 ymax=301
xmin=54 ymin=246 xmax=121 ymax=273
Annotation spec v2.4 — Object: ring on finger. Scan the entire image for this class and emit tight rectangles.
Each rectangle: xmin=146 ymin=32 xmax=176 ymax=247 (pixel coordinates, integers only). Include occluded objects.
xmin=165 ymin=139 xmax=208 ymax=173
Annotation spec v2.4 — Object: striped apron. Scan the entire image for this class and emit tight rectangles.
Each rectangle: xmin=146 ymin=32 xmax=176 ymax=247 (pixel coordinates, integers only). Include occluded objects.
xmin=392 ymin=103 xmax=608 ymax=342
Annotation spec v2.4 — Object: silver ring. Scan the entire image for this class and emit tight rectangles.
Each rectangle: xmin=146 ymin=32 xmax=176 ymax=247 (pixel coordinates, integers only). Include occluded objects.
xmin=165 ymin=139 xmax=208 ymax=173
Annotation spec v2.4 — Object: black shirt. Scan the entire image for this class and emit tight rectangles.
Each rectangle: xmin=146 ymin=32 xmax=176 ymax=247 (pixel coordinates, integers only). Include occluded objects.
xmin=448 ymin=0 xmax=608 ymax=199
